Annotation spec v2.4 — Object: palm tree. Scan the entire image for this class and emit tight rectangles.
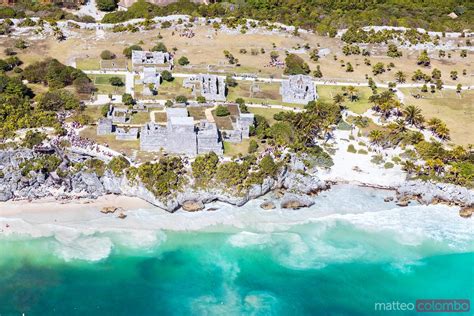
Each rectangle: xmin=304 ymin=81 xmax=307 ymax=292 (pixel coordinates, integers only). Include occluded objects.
xmin=388 ymin=119 xmax=407 ymax=134
xmin=346 ymin=85 xmax=359 ymax=102
xmin=369 ymin=130 xmax=384 ymax=146
xmin=401 ymin=160 xmax=416 ymax=175
xmin=333 ymin=93 xmax=345 ymax=105
xmin=403 ymin=105 xmax=424 ymax=126
xmin=395 ymin=71 xmax=406 ymax=83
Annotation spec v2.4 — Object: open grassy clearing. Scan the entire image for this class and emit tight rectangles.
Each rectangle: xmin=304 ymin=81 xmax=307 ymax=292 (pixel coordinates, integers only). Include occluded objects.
xmin=154 ymin=112 xmax=167 ymax=123
xmin=248 ymin=107 xmax=289 ymax=125
xmin=400 ymin=88 xmax=474 ymax=146
xmin=79 ymin=126 xmax=139 ymax=157
xmin=317 ymin=85 xmax=379 ymax=114
xmin=76 ymin=58 xmax=101 ymax=70
xmin=188 ymin=106 xmax=207 ymax=120
xmin=224 ymin=139 xmax=250 ymax=157
xmin=130 ymin=111 xmax=150 ymax=125
xmin=157 ymin=78 xmax=194 ymax=100
xmin=88 ymin=74 xmax=126 ymax=94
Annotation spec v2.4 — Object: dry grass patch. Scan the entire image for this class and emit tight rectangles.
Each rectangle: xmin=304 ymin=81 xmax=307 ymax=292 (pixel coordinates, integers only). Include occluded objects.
xmin=400 ymin=88 xmax=474 ymax=146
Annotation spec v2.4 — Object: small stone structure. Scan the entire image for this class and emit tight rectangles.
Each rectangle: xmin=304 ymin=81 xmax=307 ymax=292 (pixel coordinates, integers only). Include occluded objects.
xmin=132 ymin=50 xmax=173 ymax=71
xmin=197 ymin=121 xmax=224 ymax=155
xmin=97 ymin=118 xmax=113 ymax=135
xmin=183 ymin=74 xmax=226 ymax=101
xmin=115 ymin=127 xmax=138 ymax=141
xmin=220 ymin=104 xmax=255 ymax=143
xmin=280 ymin=75 xmax=317 ymax=104
xmin=139 ymin=67 xmax=161 ymax=96
xmin=107 ymin=106 xmax=130 ymax=124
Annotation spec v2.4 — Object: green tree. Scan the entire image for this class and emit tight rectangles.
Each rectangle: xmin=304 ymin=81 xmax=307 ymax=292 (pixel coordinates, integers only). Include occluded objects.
xmin=284 ymin=54 xmax=310 ymax=75
xmin=175 ymin=95 xmax=187 ymax=103
xmin=417 ymin=50 xmax=430 ymax=66
xmin=96 ymin=0 xmax=118 ymax=12
xmin=123 ymin=45 xmax=142 ymax=58
xmin=122 ymin=93 xmax=134 ymax=105
xmin=109 ymin=76 xmax=124 ymax=86
xmin=152 ymin=42 xmax=167 ymax=53
xmin=100 ymin=50 xmax=116 ymax=60
xmin=178 ymin=56 xmax=190 ymax=66
xmin=161 ymin=70 xmax=173 ymax=82
xmin=248 ymin=139 xmax=258 ymax=153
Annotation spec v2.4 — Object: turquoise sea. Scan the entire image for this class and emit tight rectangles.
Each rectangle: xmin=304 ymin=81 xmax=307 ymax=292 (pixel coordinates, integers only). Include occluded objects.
xmin=0 ymin=186 xmax=472 ymax=315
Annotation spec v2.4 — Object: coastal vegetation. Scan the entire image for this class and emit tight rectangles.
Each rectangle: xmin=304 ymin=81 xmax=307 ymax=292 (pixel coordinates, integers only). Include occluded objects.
xmin=100 ymin=0 xmax=473 ymax=33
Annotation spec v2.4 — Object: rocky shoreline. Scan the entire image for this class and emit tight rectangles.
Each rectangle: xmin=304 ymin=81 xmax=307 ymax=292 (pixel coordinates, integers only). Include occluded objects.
xmin=0 ymin=149 xmax=472 ymax=217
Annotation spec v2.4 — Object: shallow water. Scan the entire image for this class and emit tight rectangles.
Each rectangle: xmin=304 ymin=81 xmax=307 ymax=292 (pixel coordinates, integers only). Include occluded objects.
xmin=0 ymin=185 xmax=472 ymax=315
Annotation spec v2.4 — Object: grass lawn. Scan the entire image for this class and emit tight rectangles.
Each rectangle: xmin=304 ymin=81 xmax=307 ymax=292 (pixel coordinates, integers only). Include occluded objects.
xmin=212 ymin=112 xmax=234 ymax=130
xmin=224 ymin=139 xmax=250 ymax=157
xmin=317 ymin=85 xmax=376 ymax=114
xmin=400 ymin=88 xmax=474 ymax=146
xmin=89 ymin=74 xmax=125 ymax=94
xmin=130 ymin=112 xmax=150 ymax=125
xmin=79 ymin=126 xmax=139 ymax=157
xmin=154 ymin=112 xmax=167 ymax=123
xmin=248 ymin=107 xmax=289 ymax=125
xmin=158 ymin=78 xmax=193 ymax=100
xmin=227 ymin=81 xmax=306 ymax=108
xmin=76 ymin=58 xmax=101 ymax=70
xmin=188 ymin=106 xmax=207 ymax=120
xmin=81 ymin=106 xmax=106 ymax=122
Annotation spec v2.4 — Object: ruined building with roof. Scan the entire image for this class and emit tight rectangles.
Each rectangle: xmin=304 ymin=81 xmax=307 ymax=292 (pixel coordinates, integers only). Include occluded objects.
xmin=280 ymin=75 xmax=317 ymax=104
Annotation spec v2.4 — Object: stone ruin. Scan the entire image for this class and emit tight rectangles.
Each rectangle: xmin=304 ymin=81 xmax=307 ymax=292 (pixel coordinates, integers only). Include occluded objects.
xmin=183 ymin=74 xmax=226 ymax=101
xmin=140 ymin=107 xmax=224 ymax=156
xmin=97 ymin=118 xmax=113 ymax=136
xmin=132 ymin=50 xmax=173 ymax=71
xmin=107 ymin=106 xmax=130 ymax=124
xmin=138 ymin=67 xmax=161 ymax=96
xmin=115 ymin=127 xmax=138 ymax=141
xmin=280 ymin=74 xmax=317 ymax=104
xmin=220 ymin=104 xmax=255 ymax=143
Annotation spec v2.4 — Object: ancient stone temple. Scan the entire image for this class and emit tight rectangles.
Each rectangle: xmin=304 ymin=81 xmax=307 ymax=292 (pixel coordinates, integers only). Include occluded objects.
xmin=132 ymin=50 xmax=173 ymax=71
xmin=139 ymin=108 xmax=224 ymax=155
xmin=280 ymin=75 xmax=317 ymax=104
xmin=183 ymin=74 xmax=226 ymax=101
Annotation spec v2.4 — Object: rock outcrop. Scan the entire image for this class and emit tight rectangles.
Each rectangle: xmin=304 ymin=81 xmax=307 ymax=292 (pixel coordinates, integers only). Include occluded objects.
xmin=397 ymin=180 xmax=474 ymax=207
xmin=281 ymin=193 xmax=314 ymax=209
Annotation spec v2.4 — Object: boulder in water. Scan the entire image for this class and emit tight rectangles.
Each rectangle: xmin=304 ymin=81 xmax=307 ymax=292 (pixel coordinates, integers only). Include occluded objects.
xmin=260 ymin=201 xmax=276 ymax=210
xmin=281 ymin=193 xmax=314 ymax=209
xmin=181 ymin=200 xmax=205 ymax=212
xmin=459 ymin=206 xmax=473 ymax=218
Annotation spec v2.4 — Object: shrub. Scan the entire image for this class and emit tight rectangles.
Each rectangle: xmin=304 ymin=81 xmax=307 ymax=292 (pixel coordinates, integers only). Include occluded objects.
xmin=347 ymin=144 xmax=357 ymax=153
xmin=196 ymin=96 xmax=206 ymax=103
xmin=161 ymin=70 xmax=173 ymax=81
xmin=108 ymin=156 xmax=130 ymax=176
xmin=109 ymin=76 xmax=124 ymax=86
xmin=358 ymin=149 xmax=368 ymax=155
xmin=284 ymin=54 xmax=310 ymax=75
xmin=122 ymin=93 xmax=134 ymax=105
xmin=123 ymin=45 xmax=142 ymax=58
xmin=151 ymin=42 xmax=167 ymax=53
xmin=100 ymin=50 xmax=116 ymax=60
xmin=384 ymin=162 xmax=394 ymax=169
xmin=248 ymin=139 xmax=258 ymax=153
xmin=178 ymin=56 xmax=189 ymax=66
xmin=175 ymin=95 xmax=187 ymax=103
xmin=215 ymin=105 xmax=230 ymax=116
xmin=22 ymin=131 xmax=47 ymax=148
xmin=96 ymin=0 xmax=118 ymax=12
xmin=192 ymin=152 xmax=219 ymax=185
